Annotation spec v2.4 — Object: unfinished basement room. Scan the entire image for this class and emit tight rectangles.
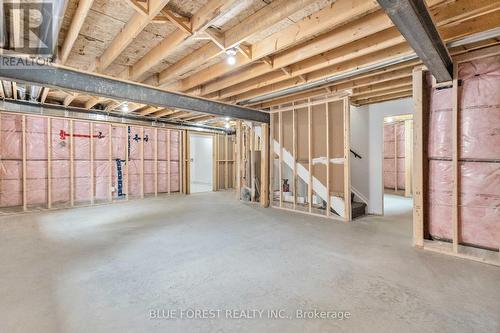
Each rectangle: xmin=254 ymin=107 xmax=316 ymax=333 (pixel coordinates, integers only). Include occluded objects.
xmin=0 ymin=0 xmax=499 ymax=332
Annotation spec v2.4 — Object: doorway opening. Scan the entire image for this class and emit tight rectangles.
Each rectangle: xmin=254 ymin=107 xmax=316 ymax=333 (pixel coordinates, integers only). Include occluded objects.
xmin=382 ymin=114 xmax=414 ymax=222
xmin=189 ymin=134 xmax=214 ymax=193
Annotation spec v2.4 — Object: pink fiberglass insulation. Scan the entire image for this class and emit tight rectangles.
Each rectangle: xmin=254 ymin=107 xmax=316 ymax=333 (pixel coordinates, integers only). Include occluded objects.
xmin=51 ymin=118 xmax=70 ymax=204
xmin=74 ymin=121 xmax=91 ymax=203
xmin=0 ymin=114 xmax=22 ymax=207
xmin=427 ymin=55 xmax=500 ymax=250
xmin=157 ymin=129 xmax=168 ymax=193
xmin=459 ymin=57 xmax=500 ymax=160
xmin=170 ymin=130 xmax=180 ymax=192
xmin=93 ymin=123 xmax=110 ymax=201
xmin=383 ymin=122 xmax=405 ymax=190
xmin=128 ymin=126 xmax=142 ymax=197
xmin=26 ymin=117 xmax=48 ymax=206
xmin=0 ymin=114 xmax=182 ymax=210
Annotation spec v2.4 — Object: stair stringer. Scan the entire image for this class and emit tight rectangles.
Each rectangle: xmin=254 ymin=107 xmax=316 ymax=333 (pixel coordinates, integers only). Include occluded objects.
xmin=274 ymin=140 xmax=345 ymax=218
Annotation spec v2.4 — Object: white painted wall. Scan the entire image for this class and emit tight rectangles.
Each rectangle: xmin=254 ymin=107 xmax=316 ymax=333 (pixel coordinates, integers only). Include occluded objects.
xmin=350 ymin=98 xmax=413 ymax=214
xmin=189 ymin=135 xmax=213 ymax=191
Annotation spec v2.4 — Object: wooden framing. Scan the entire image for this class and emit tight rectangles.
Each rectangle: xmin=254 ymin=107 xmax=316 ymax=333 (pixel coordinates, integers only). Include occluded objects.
xmin=404 ymin=120 xmax=413 ymax=197
xmin=261 ymin=124 xmax=270 ymax=207
xmin=0 ymin=111 xmax=186 ymax=213
xmin=412 ymin=44 xmax=500 ymax=266
xmin=383 ymin=115 xmax=414 ymax=196
xmin=307 ymin=103 xmax=312 ymax=213
xmin=451 ymin=63 xmax=459 ymax=254
xmin=47 ymin=119 xmax=52 ymax=209
xmin=268 ymin=96 xmax=350 ymax=221
xmin=213 ymin=133 xmax=236 ymax=192
xmin=343 ymin=96 xmax=352 ymax=221
xmin=22 ymin=115 xmax=26 ymax=211
xmin=90 ymin=123 xmax=94 ymax=204
xmin=70 ymin=120 xmax=75 ymax=206
xmin=394 ymin=125 xmax=398 ymax=192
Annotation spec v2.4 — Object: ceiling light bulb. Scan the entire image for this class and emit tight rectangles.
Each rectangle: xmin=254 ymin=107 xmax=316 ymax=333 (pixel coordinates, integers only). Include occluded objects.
xmin=225 ymin=117 xmax=230 ymax=121
xmin=227 ymin=55 xmax=236 ymax=65
xmin=225 ymin=123 xmax=231 ymax=129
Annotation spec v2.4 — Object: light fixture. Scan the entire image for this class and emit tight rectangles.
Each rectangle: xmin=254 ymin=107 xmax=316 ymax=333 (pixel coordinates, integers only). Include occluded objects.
xmin=121 ymin=102 xmax=129 ymax=112
xmin=225 ymin=122 xmax=231 ymax=129
xmin=225 ymin=117 xmax=230 ymax=121
xmin=225 ymin=48 xmax=237 ymax=65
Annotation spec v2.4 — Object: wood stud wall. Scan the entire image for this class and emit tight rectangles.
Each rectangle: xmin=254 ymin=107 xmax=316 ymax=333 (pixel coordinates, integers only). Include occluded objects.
xmin=1 ymin=112 xmax=183 ymax=213
xmin=269 ymin=96 xmax=352 ymax=221
xmin=412 ymin=46 xmax=500 ymax=266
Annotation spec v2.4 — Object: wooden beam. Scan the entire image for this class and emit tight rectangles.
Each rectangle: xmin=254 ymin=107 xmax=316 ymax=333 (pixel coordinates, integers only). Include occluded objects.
xmin=63 ymin=93 xmax=78 ymax=106
xmin=128 ymin=0 xmax=235 ymax=80
xmin=253 ymin=64 xmax=415 ymax=108
xmin=90 ymin=123 xmax=94 ymax=204
xmin=97 ymin=0 xmax=172 ymax=72
xmin=404 ymin=119 xmax=413 ymax=197
xmin=197 ymin=0 xmax=497 ymax=100
xmin=157 ymin=0 xmax=325 ymax=87
xmin=108 ymin=124 xmax=112 ymax=202
xmin=307 ymin=102 xmax=312 ymax=212
xmin=261 ymin=124 xmax=269 ymax=207
xmin=161 ymin=8 xmax=192 ymax=34
xmin=59 ymin=0 xmax=95 ymax=64
xmin=47 ymin=119 xmax=52 ymax=208
xmin=203 ymin=28 xmax=404 ymax=99
xmin=84 ymin=96 xmax=104 ymax=109
xmin=178 ymin=0 xmax=381 ymax=92
xmin=12 ymin=82 xmax=17 ymax=100
xmin=411 ymin=67 xmax=429 ymax=248
xmin=22 ymin=115 xmax=27 ymax=211
xmin=40 ymin=87 xmax=50 ymax=103
xmin=137 ymin=106 xmax=159 ymax=116
xmin=451 ymin=63 xmax=459 ymax=253
xmin=343 ymin=96 xmax=351 ymax=221
xmin=205 ymin=27 xmax=225 ymax=51
xmin=70 ymin=120 xmax=75 ymax=206
xmin=126 ymin=0 xmax=149 ymax=16
xmin=151 ymin=108 xmax=175 ymax=118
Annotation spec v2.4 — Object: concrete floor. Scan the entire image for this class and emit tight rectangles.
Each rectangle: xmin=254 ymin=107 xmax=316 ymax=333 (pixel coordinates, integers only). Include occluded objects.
xmin=0 ymin=192 xmax=499 ymax=333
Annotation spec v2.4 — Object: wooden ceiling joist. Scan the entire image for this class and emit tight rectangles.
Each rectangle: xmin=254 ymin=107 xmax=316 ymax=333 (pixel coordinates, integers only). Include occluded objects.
xmin=160 ymin=9 xmax=192 ymax=34
xmin=251 ymin=64 xmax=416 ymax=108
xmin=176 ymin=0 xmax=381 ymax=93
xmin=127 ymin=0 xmax=235 ymax=81
xmin=59 ymin=0 xmax=94 ymax=64
xmin=63 ymin=92 xmax=78 ymax=106
xmin=353 ymin=89 xmax=413 ymax=106
xmin=126 ymin=0 xmax=149 ymax=16
xmin=224 ymin=3 xmax=500 ymax=104
xmin=199 ymin=0 xmax=499 ymax=102
xmin=97 ymin=0 xmax=172 ymax=73
xmin=152 ymin=108 xmax=175 ymax=118
xmin=137 ymin=106 xmax=160 ymax=116
xmin=157 ymin=0 xmax=324 ymax=88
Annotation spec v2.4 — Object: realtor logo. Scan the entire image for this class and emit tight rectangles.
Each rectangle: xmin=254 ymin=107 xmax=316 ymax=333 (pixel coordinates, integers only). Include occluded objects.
xmin=0 ymin=1 xmax=55 ymax=57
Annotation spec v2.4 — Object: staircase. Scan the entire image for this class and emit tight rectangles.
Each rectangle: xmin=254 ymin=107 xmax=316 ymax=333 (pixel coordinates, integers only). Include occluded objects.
xmin=350 ymin=192 xmax=367 ymax=219
xmin=274 ymin=140 xmax=367 ymax=219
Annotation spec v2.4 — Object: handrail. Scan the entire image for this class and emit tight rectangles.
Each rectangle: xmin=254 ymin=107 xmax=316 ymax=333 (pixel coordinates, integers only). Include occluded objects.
xmin=350 ymin=149 xmax=362 ymax=159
